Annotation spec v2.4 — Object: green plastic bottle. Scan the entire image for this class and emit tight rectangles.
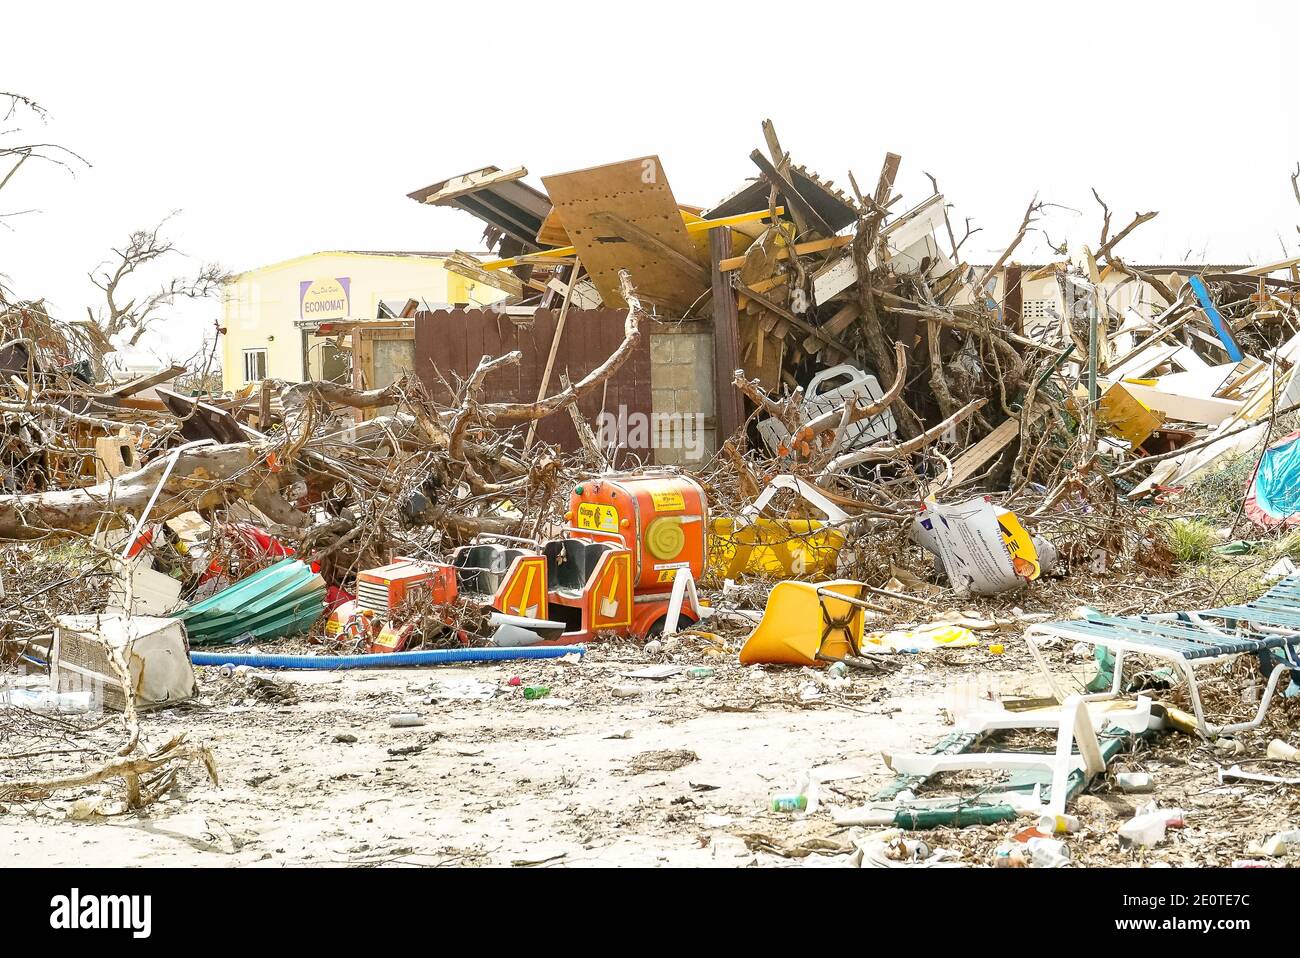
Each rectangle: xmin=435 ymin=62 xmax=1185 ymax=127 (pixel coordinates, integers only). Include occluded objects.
xmin=770 ymin=794 xmax=808 ymax=812
xmin=523 ymin=686 xmax=551 ymax=700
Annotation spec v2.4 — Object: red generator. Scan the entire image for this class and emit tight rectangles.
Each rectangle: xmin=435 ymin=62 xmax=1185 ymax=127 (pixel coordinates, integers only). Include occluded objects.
xmin=353 ymin=558 xmax=458 ymax=652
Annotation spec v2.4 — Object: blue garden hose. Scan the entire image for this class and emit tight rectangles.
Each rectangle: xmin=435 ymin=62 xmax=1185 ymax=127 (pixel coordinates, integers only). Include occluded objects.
xmin=189 ymin=645 xmax=586 ymax=670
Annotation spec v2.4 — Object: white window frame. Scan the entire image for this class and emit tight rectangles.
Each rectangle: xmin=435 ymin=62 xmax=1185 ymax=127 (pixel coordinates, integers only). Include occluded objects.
xmin=243 ymin=348 xmax=268 ymax=383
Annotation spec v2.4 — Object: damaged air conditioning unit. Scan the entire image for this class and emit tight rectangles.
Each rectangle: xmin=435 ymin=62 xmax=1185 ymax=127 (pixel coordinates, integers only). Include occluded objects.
xmin=50 ymin=615 xmax=197 ymax=711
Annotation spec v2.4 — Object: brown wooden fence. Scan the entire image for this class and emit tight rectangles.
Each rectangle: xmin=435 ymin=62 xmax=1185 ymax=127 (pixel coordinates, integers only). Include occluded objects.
xmin=413 ymin=308 xmax=652 ymax=451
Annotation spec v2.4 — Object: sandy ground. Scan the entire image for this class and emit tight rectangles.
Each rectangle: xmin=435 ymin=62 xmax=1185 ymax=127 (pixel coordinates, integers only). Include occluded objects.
xmin=0 ymin=650 xmax=960 ymax=867
xmin=4 ymin=572 xmax=1300 ymax=868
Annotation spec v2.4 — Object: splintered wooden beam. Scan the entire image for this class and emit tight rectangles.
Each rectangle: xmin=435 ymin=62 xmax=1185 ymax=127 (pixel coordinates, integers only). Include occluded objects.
xmin=444 ymin=251 xmax=527 ymax=297
xmin=711 ymin=228 xmax=744 ymax=438
xmin=932 ymin=410 xmax=1044 ymax=493
xmin=738 ymin=281 xmax=853 ymax=360
xmin=801 ymin=301 xmax=860 ymax=354
xmin=717 ymin=234 xmax=852 ymax=272
xmin=748 ymin=149 xmax=835 ymax=238
xmin=106 ymin=364 xmax=188 ymax=398
xmin=873 ymin=153 xmax=902 ymax=211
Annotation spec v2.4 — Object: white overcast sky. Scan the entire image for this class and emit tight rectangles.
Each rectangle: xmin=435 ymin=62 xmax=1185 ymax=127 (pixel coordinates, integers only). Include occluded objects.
xmin=3 ymin=0 xmax=1297 ymax=360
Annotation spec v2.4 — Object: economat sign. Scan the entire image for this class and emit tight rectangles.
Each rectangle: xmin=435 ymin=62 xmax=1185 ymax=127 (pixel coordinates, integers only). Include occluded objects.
xmin=300 ymin=277 xmax=351 ymax=320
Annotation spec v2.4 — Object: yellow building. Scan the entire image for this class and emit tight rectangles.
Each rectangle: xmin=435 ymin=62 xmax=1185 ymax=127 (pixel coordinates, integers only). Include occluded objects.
xmin=220 ymin=250 xmax=502 ymax=392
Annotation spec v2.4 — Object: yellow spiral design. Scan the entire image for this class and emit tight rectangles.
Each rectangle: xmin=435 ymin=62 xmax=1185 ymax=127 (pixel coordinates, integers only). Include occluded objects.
xmin=645 ymin=516 xmax=686 ymax=560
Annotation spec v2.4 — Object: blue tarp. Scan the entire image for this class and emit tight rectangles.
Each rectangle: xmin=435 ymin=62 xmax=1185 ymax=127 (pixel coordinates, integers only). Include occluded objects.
xmin=1251 ymin=432 xmax=1300 ymax=521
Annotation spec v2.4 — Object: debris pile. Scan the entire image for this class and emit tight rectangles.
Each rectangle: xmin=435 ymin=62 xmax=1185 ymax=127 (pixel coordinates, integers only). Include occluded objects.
xmin=3 ymin=122 xmax=1300 ymax=868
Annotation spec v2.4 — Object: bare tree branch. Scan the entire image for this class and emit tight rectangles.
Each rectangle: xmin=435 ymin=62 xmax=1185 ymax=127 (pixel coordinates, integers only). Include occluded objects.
xmin=1091 ymin=193 xmax=1158 ymax=262
xmin=974 ymin=195 xmax=1042 ymax=296
xmin=1091 ymin=187 xmax=1112 ymax=249
xmin=87 ymin=214 xmax=231 ymax=348
xmin=0 ymin=93 xmax=89 ymax=214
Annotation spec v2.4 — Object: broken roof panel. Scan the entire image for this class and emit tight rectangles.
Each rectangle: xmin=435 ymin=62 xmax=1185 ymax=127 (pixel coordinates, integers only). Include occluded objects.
xmin=706 ymin=163 xmax=860 ymax=234
xmin=407 ymin=166 xmax=553 ymax=252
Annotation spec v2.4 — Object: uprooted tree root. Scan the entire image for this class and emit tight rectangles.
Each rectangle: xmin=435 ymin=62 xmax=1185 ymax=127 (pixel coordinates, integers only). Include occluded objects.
xmin=0 ymin=734 xmax=218 ymax=810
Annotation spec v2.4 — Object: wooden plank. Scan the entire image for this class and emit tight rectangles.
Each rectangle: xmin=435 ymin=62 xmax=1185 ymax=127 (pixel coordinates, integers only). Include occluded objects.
xmin=444 ymin=251 xmax=526 ymax=297
xmin=801 ymin=302 xmax=860 ymax=354
xmin=541 ymin=156 xmax=705 ymax=313
xmin=717 ymin=234 xmax=852 ymax=272
xmin=874 ymin=152 xmax=902 ymax=208
xmin=811 ymin=193 xmax=946 ymax=305
xmin=1116 ymin=381 xmax=1243 ymax=425
xmin=482 ymin=207 xmax=783 ymax=270
xmin=738 ymin=310 xmax=782 ymax=392
xmin=155 ymin=387 xmax=245 ymax=444
xmin=525 ymin=266 xmax=582 ymax=449
xmin=739 ymin=283 xmax=852 ymax=360
xmin=1003 ymin=264 xmax=1023 ymax=335
xmin=934 ymin=412 xmax=1041 ymax=493
xmin=1105 ymin=342 xmax=1183 ymax=380
xmin=106 ymin=364 xmax=187 ymax=398
xmin=109 ymin=397 xmax=169 ymax=412
xmin=711 ymin=228 xmax=743 ymax=439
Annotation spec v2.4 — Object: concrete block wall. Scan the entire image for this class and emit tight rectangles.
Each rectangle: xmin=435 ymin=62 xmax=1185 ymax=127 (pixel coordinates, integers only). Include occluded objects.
xmin=648 ymin=328 xmax=716 ymax=466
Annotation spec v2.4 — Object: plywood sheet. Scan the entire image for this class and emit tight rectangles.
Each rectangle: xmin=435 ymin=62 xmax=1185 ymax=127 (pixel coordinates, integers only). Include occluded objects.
xmin=1117 ymin=381 xmax=1242 ymax=426
xmin=542 ymin=156 xmax=706 ymax=313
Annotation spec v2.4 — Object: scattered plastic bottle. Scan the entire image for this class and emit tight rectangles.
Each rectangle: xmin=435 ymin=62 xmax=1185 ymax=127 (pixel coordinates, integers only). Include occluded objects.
xmin=1116 ymin=771 xmax=1154 ymax=793
xmin=826 ymin=661 xmax=848 ymax=678
xmin=1038 ymin=813 xmax=1081 ymax=835
xmin=523 ymin=686 xmax=551 ymax=700
xmin=1025 ymin=836 xmax=1072 ymax=867
xmin=770 ymin=794 xmax=808 ymax=813
xmin=688 ymin=667 xmax=715 ymax=679
xmin=1118 ymin=806 xmax=1185 ymax=847
xmin=389 ymin=713 xmax=425 ymax=728
xmin=770 ymin=773 xmax=820 ymax=814
xmin=1267 ymin=739 xmax=1300 ymax=762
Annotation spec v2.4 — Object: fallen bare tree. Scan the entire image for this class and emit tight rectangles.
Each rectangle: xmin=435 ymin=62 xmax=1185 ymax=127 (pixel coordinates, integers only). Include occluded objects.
xmin=0 ymin=734 xmax=217 ymax=811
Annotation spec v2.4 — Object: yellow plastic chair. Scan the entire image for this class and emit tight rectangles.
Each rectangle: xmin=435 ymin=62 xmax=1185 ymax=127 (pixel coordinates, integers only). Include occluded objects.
xmin=738 ymin=580 xmax=870 ymax=667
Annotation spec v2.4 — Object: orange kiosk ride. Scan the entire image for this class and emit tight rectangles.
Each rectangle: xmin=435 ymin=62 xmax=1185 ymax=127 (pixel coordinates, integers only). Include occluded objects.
xmin=348 ymin=472 xmax=711 ymax=651
xmin=556 ymin=471 xmax=708 ymax=640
